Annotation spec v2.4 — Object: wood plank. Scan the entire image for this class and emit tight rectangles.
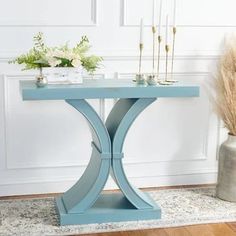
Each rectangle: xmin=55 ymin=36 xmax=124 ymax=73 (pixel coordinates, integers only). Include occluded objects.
xmin=207 ymin=223 xmax=236 ymax=236
xmin=164 ymin=226 xmax=191 ymax=236
xmin=83 ymin=229 xmax=168 ymax=236
xmin=138 ymin=229 xmax=169 ymax=236
xmin=185 ymin=224 xmax=215 ymax=236
xmin=227 ymin=222 xmax=236 ymax=232
xmin=126 ymin=230 xmax=143 ymax=236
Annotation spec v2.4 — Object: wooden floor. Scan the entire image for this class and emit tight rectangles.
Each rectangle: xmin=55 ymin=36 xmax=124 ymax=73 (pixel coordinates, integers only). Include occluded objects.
xmin=1 ymin=184 xmax=236 ymax=236
xmin=82 ymin=223 xmax=236 ymax=236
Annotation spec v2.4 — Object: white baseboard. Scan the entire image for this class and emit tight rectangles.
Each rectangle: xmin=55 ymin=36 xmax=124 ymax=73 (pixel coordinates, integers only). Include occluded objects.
xmin=0 ymin=172 xmax=217 ymax=197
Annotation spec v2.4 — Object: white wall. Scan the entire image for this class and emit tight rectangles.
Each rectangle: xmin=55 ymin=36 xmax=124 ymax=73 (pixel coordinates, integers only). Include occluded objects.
xmin=0 ymin=0 xmax=230 ymax=196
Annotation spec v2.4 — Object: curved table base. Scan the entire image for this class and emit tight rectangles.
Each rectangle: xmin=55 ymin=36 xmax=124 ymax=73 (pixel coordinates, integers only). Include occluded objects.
xmin=106 ymin=98 xmax=158 ymax=209
xmin=56 ymin=192 xmax=161 ymax=225
xmin=55 ymin=98 xmax=161 ymax=225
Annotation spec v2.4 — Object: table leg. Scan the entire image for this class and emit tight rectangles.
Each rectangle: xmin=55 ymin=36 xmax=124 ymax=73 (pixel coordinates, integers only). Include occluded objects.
xmin=106 ymin=98 xmax=159 ymax=209
xmin=56 ymin=99 xmax=111 ymax=225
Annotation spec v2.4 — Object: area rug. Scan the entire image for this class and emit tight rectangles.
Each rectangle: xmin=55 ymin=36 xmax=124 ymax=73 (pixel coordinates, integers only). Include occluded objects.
xmin=1 ymin=187 xmax=236 ymax=236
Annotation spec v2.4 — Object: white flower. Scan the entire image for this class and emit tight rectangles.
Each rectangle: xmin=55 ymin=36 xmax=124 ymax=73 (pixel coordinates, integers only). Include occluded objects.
xmin=52 ymin=50 xmax=65 ymax=59
xmin=63 ymin=50 xmax=81 ymax=61
xmin=44 ymin=47 xmax=82 ymax=67
xmin=44 ymin=49 xmax=61 ymax=67
xmin=71 ymin=58 xmax=81 ymax=67
xmin=64 ymin=51 xmax=75 ymax=60
xmin=48 ymin=58 xmax=61 ymax=67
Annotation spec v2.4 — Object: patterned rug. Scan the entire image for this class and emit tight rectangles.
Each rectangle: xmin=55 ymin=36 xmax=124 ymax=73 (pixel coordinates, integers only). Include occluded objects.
xmin=1 ymin=187 xmax=236 ymax=236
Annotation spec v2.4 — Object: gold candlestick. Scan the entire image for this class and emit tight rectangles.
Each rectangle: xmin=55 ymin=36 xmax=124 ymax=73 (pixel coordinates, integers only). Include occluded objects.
xmin=159 ymin=44 xmax=172 ymax=85
xmin=139 ymin=43 xmax=143 ymax=74
xmin=148 ymin=28 xmax=157 ymax=86
xmin=165 ymin=44 xmax=169 ymax=81
xmin=135 ymin=43 xmax=146 ymax=84
xmin=171 ymin=27 xmax=176 ymax=75
xmin=156 ymin=35 xmax=162 ymax=80
xmin=152 ymin=26 xmax=156 ymax=75
xmin=167 ymin=26 xmax=178 ymax=83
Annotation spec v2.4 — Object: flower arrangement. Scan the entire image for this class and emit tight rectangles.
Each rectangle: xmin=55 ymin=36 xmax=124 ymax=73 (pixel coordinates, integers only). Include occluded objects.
xmin=10 ymin=32 xmax=102 ymax=74
xmin=210 ymin=36 xmax=236 ymax=136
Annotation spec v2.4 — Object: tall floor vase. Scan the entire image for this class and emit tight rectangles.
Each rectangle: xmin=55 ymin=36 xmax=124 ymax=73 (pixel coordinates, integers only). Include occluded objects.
xmin=216 ymin=134 xmax=236 ymax=202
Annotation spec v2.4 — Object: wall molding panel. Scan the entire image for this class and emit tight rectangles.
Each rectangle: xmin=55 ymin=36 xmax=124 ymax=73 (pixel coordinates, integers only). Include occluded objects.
xmin=0 ymin=0 xmax=98 ymax=27
xmin=3 ymin=75 xmax=105 ymax=170
xmin=121 ymin=0 xmax=236 ymax=27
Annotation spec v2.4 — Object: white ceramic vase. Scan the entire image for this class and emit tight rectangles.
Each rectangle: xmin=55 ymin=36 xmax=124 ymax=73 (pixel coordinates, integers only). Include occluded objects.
xmin=216 ymin=134 xmax=236 ymax=202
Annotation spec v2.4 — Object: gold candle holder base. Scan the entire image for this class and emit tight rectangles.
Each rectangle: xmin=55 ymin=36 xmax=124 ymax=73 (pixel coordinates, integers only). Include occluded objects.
xmin=155 ymin=75 xmax=162 ymax=82
xmin=158 ymin=80 xmax=173 ymax=85
xmin=165 ymin=79 xmax=178 ymax=83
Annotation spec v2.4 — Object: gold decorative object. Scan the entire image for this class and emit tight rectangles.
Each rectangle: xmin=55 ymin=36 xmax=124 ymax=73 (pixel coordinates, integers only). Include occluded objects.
xmin=135 ymin=43 xmax=146 ymax=85
xmin=166 ymin=26 xmax=178 ymax=83
xmin=156 ymin=35 xmax=162 ymax=80
xmin=165 ymin=44 xmax=169 ymax=81
xmin=171 ymin=27 xmax=176 ymax=75
xmin=138 ymin=43 xmax=143 ymax=75
xmin=133 ymin=0 xmax=179 ymax=87
xmin=152 ymin=26 xmax=156 ymax=75
xmin=159 ymin=80 xmax=173 ymax=85
xmin=159 ymin=44 xmax=173 ymax=85
xmin=158 ymin=14 xmax=174 ymax=86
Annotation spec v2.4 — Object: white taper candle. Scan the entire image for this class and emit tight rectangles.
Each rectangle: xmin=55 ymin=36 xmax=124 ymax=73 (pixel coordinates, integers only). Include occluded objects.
xmin=165 ymin=14 xmax=169 ymax=45
xmin=158 ymin=0 xmax=162 ymax=35
xmin=140 ymin=18 xmax=144 ymax=44
xmin=173 ymin=0 xmax=176 ymax=26
xmin=152 ymin=0 xmax=156 ymax=26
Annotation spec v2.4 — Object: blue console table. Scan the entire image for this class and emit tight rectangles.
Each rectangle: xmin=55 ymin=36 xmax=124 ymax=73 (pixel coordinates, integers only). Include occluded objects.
xmin=20 ymin=79 xmax=199 ymax=225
